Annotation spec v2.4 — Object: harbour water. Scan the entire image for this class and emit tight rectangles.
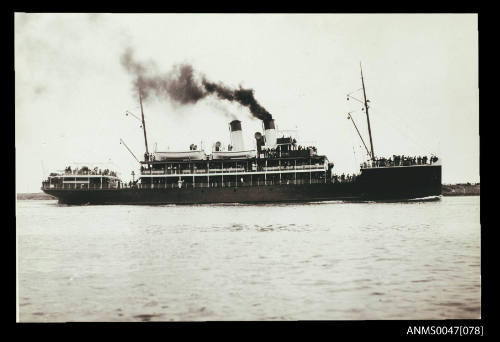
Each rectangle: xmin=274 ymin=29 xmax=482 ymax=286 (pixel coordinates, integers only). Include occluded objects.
xmin=16 ymin=196 xmax=480 ymax=321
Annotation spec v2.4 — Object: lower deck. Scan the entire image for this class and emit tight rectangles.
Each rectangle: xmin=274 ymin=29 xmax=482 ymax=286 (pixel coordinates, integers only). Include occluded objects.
xmin=43 ymin=183 xmax=358 ymax=205
xmin=43 ymin=181 xmax=441 ymax=205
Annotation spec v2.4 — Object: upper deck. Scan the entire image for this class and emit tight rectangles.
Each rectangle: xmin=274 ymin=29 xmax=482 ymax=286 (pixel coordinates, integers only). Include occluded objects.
xmin=141 ymin=144 xmax=318 ymax=163
xmin=138 ymin=150 xmax=332 ymax=189
xmin=139 ymin=155 xmax=328 ymax=177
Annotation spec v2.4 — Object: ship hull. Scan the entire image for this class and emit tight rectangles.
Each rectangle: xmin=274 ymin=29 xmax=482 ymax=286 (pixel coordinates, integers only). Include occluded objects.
xmin=43 ymin=165 xmax=442 ymax=205
xmin=43 ymin=183 xmax=362 ymax=205
xmin=43 ymin=167 xmax=442 ymax=205
xmin=357 ymin=164 xmax=442 ymax=200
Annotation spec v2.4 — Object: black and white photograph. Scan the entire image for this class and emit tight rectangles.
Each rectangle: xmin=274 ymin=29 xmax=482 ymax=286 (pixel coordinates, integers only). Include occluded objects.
xmin=15 ymin=13 xmax=480 ymax=324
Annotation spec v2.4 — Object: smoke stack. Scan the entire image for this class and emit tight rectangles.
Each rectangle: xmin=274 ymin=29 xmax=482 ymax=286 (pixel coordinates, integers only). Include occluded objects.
xmin=263 ymin=119 xmax=277 ymax=149
xmin=229 ymin=120 xmax=245 ymax=151
xmin=254 ymin=132 xmax=264 ymax=157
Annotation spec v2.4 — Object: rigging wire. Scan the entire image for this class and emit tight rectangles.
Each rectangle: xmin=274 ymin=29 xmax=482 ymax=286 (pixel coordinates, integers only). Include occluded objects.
xmin=347 ymin=118 xmax=363 ymax=171
xmin=346 ymin=69 xmax=438 ymax=158
xmin=348 ymin=98 xmax=438 ymax=156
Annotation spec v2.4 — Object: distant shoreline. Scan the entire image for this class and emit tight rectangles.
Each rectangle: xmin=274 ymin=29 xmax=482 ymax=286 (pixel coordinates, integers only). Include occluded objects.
xmin=442 ymin=183 xmax=480 ymax=196
xmin=17 ymin=193 xmax=56 ymax=200
xmin=17 ymin=183 xmax=480 ymax=200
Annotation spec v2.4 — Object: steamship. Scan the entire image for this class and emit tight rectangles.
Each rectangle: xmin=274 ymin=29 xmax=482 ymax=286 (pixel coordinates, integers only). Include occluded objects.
xmin=41 ymin=68 xmax=442 ymax=205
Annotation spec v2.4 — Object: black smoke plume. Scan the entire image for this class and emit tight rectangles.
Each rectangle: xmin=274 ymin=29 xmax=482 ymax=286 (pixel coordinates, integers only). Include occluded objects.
xmin=120 ymin=48 xmax=272 ymax=121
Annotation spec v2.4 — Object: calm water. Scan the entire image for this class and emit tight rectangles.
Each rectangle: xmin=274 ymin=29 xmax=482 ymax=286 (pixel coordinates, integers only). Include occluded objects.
xmin=16 ymin=196 xmax=480 ymax=321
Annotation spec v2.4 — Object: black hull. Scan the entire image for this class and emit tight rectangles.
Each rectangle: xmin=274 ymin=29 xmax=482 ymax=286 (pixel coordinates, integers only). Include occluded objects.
xmin=44 ymin=183 xmax=359 ymax=205
xmin=43 ymin=165 xmax=441 ymax=205
xmin=357 ymin=164 xmax=442 ymax=200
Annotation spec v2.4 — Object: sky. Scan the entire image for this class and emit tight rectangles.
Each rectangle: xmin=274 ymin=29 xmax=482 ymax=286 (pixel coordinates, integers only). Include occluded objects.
xmin=15 ymin=13 xmax=479 ymax=193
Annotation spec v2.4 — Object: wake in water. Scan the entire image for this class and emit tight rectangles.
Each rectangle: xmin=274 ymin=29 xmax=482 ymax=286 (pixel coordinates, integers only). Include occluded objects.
xmin=346 ymin=195 xmax=442 ymax=204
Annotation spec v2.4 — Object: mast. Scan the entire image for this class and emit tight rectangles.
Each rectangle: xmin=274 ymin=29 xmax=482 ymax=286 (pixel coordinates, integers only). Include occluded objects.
xmin=139 ymin=90 xmax=149 ymax=157
xmin=360 ymin=63 xmax=375 ymax=160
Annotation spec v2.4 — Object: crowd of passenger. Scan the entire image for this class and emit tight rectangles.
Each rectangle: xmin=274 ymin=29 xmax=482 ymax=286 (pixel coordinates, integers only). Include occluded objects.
xmin=362 ymin=155 xmax=439 ymax=168
xmin=144 ymin=153 xmax=156 ymax=162
xmin=262 ymin=145 xmax=317 ymax=159
xmin=332 ymin=173 xmax=358 ymax=183
xmin=63 ymin=166 xmax=117 ymax=177
xmin=126 ymin=180 xmax=138 ymax=188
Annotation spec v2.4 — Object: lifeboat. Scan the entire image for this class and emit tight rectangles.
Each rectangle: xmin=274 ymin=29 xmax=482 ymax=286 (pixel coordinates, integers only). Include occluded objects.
xmin=153 ymin=151 xmax=207 ymax=161
xmin=211 ymin=150 xmax=257 ymax=160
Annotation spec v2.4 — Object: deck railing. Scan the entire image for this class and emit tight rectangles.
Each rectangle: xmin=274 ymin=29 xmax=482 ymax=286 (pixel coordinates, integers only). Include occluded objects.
xmin=51 ymin=171 xmax=119 ymax=177
xmin=41 ymin=183 xmax=121 ymax=190
xmin=41 ymin=178 xmax=329 ymax=191
xmin=141 ymin=165 xmax=325 ymax=175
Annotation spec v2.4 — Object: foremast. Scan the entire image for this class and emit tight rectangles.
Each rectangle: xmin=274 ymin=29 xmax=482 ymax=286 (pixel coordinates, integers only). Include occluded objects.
xmin=139 ymin=90 xmax=149 ymax=157
xmin=360 ymin=63 xmax=375 ymax=161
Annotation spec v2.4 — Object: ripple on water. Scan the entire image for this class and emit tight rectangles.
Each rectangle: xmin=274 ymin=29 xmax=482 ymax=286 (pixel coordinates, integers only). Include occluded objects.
xmin=17 ymin=197 xmax=480 ymax=321
xmin=411 ymin=278 xmax=434 ymax=283
xmin=438 ymin=302 xmax=466 ymax=307
xmin=132 ymin=313 xmax=164 ymax=322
